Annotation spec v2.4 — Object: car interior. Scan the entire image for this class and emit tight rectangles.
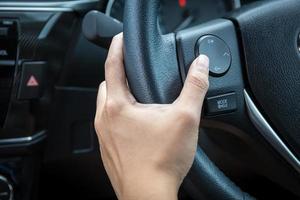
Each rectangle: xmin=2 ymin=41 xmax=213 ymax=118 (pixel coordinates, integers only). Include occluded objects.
xmin=0 ymin=0 xmax=300 ymax=199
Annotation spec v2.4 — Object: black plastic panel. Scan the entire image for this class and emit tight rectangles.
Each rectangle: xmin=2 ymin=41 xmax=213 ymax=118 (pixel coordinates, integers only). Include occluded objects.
xmin=41 ymin=87 xmax=115 ymax=200
xmin=0 ymin=19 xmax=18 ymax=127
xmin=231 ymin=0 xmax=300 ymax=159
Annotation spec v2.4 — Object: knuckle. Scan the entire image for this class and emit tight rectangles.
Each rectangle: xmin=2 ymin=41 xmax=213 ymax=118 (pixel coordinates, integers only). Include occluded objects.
xmin=94 ymin=113 xmax=102 ymax=133
xmin=188 ymin=72 xmax=209 ymax=91
xmin=104 ymin=99 xmax=123 ymax=117
xmin=105 ymin=55 xmax=116 ymax=68
xmin=176 ymin=108 xmax=199 ymax=126
xmin=112 ymin=34 xmax=120 ymax=42
xmin=112 ymin=35 xmax=118 ymax=42
xmin=94 ymin=118 xmax=99 ymax=131
xmin=99 ymin=81 xmax=106 ymax=88
xmin=105 ymin=56 xmax=119 ymax=68
xmin=97 ymin=82 xmax=106 ymax=95
xmin=104 ymin=59 xmax=112 ymax=69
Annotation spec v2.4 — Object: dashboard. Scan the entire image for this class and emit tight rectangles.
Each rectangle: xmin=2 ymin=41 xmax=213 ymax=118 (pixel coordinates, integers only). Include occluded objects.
xmin=106 ymin=0 xmax=239 ymax=33
xmin=2 ymin=1 xmax=291 ymax=200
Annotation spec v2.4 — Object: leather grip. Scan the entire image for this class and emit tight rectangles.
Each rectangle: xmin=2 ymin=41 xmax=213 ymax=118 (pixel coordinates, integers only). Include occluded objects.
xmin=123 ymin=0 xmax=182 ymax=104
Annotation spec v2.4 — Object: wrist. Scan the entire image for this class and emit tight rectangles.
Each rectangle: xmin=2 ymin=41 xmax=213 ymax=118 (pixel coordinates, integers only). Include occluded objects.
xmin=119 ymin=171 xmax=179 ymax=200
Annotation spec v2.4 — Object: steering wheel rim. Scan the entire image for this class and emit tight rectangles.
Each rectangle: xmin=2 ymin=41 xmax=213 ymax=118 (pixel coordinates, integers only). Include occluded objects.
xmin=123 ymin=0 xmax=300 ymax=199
xmin=123 ymin=0 xmax=181 ymax=104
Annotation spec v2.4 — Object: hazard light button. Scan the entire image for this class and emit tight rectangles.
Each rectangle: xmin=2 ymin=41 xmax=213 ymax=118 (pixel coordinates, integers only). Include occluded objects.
xmin=18 ymin=61 xmax=46 ymax=100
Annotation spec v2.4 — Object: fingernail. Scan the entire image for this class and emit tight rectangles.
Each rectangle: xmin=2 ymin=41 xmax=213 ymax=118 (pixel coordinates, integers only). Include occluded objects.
xmin=197 ymin=54 xmax=209 ymax=68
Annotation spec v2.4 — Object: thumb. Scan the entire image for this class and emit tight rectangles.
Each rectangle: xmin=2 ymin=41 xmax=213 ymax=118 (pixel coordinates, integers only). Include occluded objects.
xmin=177 ymin=55 xmax=209 ymax=115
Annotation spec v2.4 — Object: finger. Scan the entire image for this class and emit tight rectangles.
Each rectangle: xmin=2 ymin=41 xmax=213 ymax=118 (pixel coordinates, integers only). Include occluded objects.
xmin=176 ymin=54 xmax=209 ymax=114
xmin=95 ymin=82 xmax=107 ymax=144
xmin=96 ymin=81 xmax=107 ymax=113
xmin=105 ymin=33 xmax=129 ymax=101
xmin=95 ymin=81 xmax=107 ymax=136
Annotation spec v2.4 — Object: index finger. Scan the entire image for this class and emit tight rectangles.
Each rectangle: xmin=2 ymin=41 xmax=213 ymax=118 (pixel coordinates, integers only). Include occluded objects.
xmin=105 ymin=33 xmax=130 ymax=101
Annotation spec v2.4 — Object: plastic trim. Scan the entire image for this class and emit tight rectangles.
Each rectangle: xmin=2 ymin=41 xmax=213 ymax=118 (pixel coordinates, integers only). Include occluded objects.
xmin=244 ymin=90 xmax=300 ymax=174
xmin=105 ymin=0 xmax=242 ymax=17
xmin=0 ymin=0 xmax=98 ymax=12
xmin=0 ymin=131 xmax=46 ymax=146
xmin=0 ymin=175 xmax=13 ymax=200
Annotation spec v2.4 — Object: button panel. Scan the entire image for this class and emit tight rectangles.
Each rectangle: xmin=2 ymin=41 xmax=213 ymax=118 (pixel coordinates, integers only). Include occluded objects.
xmin=196 ymin=35 xmax=231 ymax=76
xmin=205 ymin=93 xmax=237 ymax=116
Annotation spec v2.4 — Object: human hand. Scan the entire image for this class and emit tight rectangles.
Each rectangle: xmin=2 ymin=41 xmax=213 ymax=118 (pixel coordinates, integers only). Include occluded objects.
xmin=94 ymin=33 xmax=209 ymax=200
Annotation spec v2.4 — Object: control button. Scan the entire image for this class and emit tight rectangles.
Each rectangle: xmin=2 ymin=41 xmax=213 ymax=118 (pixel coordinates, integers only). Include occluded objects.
xmin=205 ymin=93 xmax=237 ymax=116
xmin=0 ymin=175 xmax=13 ymax=200
xmin=18 ymin=62 xmax=46 ymax=100
xmin=196 ymin=35 xmax=231 ymax=76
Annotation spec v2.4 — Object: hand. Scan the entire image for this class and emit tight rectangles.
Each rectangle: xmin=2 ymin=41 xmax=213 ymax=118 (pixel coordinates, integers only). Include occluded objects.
xmin=94 ymin=33 xmax=209 ymax=200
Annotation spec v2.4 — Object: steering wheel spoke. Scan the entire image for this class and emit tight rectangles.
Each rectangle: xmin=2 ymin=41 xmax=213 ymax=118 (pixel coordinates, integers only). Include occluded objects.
xmin=176 ymin=19 xmax=245 ymax=121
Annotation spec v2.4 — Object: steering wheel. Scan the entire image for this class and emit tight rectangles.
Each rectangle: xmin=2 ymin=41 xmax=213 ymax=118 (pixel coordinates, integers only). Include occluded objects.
xmin=122 ymin=0 xmax=300 ymax=199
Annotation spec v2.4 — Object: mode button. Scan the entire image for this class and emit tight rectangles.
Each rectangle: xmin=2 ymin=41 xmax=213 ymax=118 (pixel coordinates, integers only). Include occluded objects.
xmin=205 ymin=93 xmax=237 ymax=116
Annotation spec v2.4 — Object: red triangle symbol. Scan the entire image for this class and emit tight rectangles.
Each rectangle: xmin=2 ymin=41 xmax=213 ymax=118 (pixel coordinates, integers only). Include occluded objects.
xmin=27 ymin=75 xmax=39 ymax=87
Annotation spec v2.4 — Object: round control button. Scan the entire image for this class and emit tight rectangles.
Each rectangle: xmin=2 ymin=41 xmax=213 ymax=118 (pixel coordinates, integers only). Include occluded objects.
xmin=0 ymin=175 xmax=13 ymax=200
xmin=196 ymin=35 xmax=232 ymax=76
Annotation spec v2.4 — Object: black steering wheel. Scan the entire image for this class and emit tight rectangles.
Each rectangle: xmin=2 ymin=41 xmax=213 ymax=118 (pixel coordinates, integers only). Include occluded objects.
xmin=122 ymin=0 xmax=300 ymax=199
